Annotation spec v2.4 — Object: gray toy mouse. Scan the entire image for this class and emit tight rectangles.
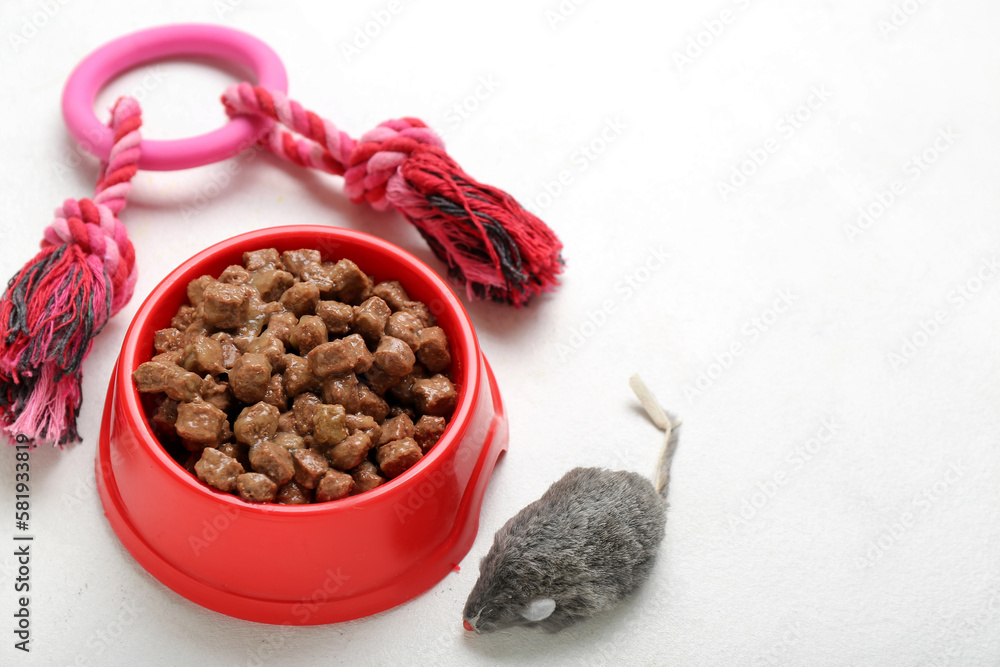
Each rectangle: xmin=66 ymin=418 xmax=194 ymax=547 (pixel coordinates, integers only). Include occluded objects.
xmin=462 ymin=374 xmax=680 ymax=633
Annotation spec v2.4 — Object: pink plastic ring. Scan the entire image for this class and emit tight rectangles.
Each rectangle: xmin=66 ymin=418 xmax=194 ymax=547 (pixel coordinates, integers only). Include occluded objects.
xmin=62 ymin=24 xmax=288 ymax=171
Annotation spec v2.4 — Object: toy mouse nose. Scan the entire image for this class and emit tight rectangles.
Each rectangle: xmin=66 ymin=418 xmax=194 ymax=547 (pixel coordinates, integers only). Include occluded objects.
xmin=463 ymin=619 xmax=475 ymax=632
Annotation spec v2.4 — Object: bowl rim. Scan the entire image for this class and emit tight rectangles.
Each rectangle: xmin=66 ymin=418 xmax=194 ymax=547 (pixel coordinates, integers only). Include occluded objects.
xmin=117 ymin=224 xmax=481 ymax=515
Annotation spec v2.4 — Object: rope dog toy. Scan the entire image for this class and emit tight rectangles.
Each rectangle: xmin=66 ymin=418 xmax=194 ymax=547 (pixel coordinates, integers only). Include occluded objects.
xmin=0 ymin=24 xmax=564 ymax=447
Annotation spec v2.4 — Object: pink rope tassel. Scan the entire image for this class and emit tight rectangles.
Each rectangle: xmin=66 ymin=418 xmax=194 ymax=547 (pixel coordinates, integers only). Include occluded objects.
xmin=0 ymin=97 xmax=141 ymax=446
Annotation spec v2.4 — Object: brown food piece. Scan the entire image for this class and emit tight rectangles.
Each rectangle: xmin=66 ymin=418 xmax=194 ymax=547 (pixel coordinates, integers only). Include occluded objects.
xmin=186 ymin=275 xmax=214 ymax=307
xmin=321 ymin=373 xmax=361 ymax=413
xmin=362 ymin=366 xmax=401 ymax=395
xmin=262 ymin=373 xmax=288 ymax=411
xmin=281 ymin=249 xmax=322 ymax=277
xmin=217 ymin=441 xmax=251 ymax=470
xmin=415 ymin=327 xmax=451 ymax=373
xmin=265 ymin=311 xmax=298 ymax=347
xmin=273 ymin=431 xmax=305 ymax=450
xmin=307 ymin=333 xmax=372 ymax=378
xmin=233 ymin=401 xmax=280 ymax=445
xmin=133 ymin=361 xmax=203 ymax=402
xmin=313 ymin=403 xmax=348 ymax=447
xmin=229 ymin=353 xmax=272 ymax=404
xmin=291 ymin=448 xmax=330 ymax=489
xmin=387 ymin=365 xmax=427 ymax=406
xmin=315 ymin=300 xmax=353 ymax=335
xmin=243 ymin=248 xmax=283 ymax=272
xmin=384 ymin=310 xmax=423 ymax=349
xmin=378 ymin=414 xmax=415 ymax=447
xmin=276 ymin=481 xmax=313 ymax=505
xmin=203 ymin=282 xmax=250 ymax=329
xmin=414 ymin=415 xmax=447 ymax=452
xmin=345 ymin=413 xmax=381 ymax=439
xmin=200 ymin=375 xmax=232 ymax=412
xmin=290 ymin=314 xmax=328 ymax=355
xmin=182 ymin=317 xmax=214 ymax=345
xmin=372 ymin=280 xmax=410 ymax=311
xmin=279 ymin=281 xmax=320 ymax=317
xmin=249 ymin=440 xmax=295 ymax=485
xmin=328 ymin=258 xmax=373 ymax=304
xmin=170 ymin=305 xmax=197 ymax=330
xmin=314 ymin=470 xmax=354 ymax=502
xmin=352 ymin=296 xmax=391 ymax=345
xmin=195 ymin=447 xmax=244 ymax=493
xmin=402 ymin=300 xmax=434 ymax=327
xmin=276 ymin=410 xmax=297 ymax=434
xmin=358 ymin=383 xmax=390 ymax=422
xmin=236 ymin=472 xmax=278 ymax=503
xmin=246 ymin=333 xmax=286 ymax=370
xmin=251 ymin=268 xmax=295 ymax=302
xmin=374 ymin=335 xmax=416 ymax=377
xmin=292 ymin=392 xmax=324 ymax=436
xmin=282 ymin=353 xmax=320 ymax=397
xmin=182 ymin=336 xmax=225 ymax=375
xmin=176 ymin=399 xmax=228 ymax=446
xmin=388 ymin=405 xmax=416 ymax=421
xmin=350 ymin=460 xmax=386 ymax=494
xmin=154 ymin=328 xmax=184 ymax=354
xmin=210 ymin=332 xmax=241 ymax=369
xmin=219 ymin=264 xmax=252 ymax=285
xmin=329 ymin=431 xmax=372 ymax=471
xmin=377 ymin=438 xmax=423 ymax=479
xmin=151 ymin=398 xmax=179 ymax=435
xmin=412 ymin=374 xmax=457 ymax=417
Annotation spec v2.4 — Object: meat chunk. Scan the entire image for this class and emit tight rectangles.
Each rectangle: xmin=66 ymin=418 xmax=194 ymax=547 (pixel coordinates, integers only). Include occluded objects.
xmin=362 ymin=366 xmax=401 ymax=395
xmin=203 ymin=282 xmax=250 ymax=329
xmin=200 ymin=375 xmax=232 ymax=412
xmin=328 ymin=258 xmax=373 ymax=304
xmin=374 ymin=335 xmax=416 ymax=377
xmin=210 ymin=332 xmax=241 ymax=369
xmin=412 ymin=374 xmax=457 ymax=417
xmin=262 ymin=373 xmax=288 ymax=411
xmin=133 ymin=361 xmax=203 ymax=402
xmin=151 ymin=398 xmax=179 ymax=435
xmin=251 ymin=269 xmax=295 ymax=302
xmin=243 ymin=248 xmax=283 ymax=272
xmin=170 ymin=305 xmax=197 ymax=330
xmin=329 ymin=431 xmax=372 ymax=471
xmin=292 ymin=392 xmax=324 ymax=436
xmin=313 ymin=404 xmax=348 ymax=447
xmin=414 ymin=415 xmax=447 ymax=452
xmin=352 ymin=296 xmax=391 ymax=345
xmin=384 ymin=310 xmax=422 ymax=349
xmin=249 ymin=440 xmax=295 ymax=485
xmin=350 ymin=460 xmax=385 ymax=494
xmin=290 ymin=314 xmax=328 ymax=355
xmin=315 ymin=300 xmax=353 ymax=336
xmin=182 ymin=336 xmax=226 ymax=376
xmin=273 ymin=431 xmax=305 ymax=450
xmin=265 ymin=311 xmax=298 ymax=347
xmin=314 ymin=470 xmax=354 ymax=502
xmin=246 ymin=333 xmax=286 ymax=370
xmin=378 ymin=414 xmax=415 ymax=447
xmin=282 ymin=353 xmax=320 ymax=397
xmin=291 ymin=448 xmax=330 ymax=489
xmin=281 ymin=249 xmax=322 ymax=277
xmin=175 ymin=399 xmax=228 ymax=445
xmin=233 ymin=401 xmax=280 ymax=445
xmin=219 ymin=264 xmax=252 ymax=285
xmin=307 ymin=333 xmax=372 ymax=378
xmin=236 ymin=472 xmax=278 ymax=503
xmin=415 ymin=326 xmax=451 ymax=373
xmin=358 ymin=383 xmax=389 ymax=422
xmin=276 ymin=481 xmax=313 ymax=505
xmin=154 ymin=327 xmax=184 ymax=354
xmin=195 ymin=447 xmax=244 ymax=493
xmin=279 ymin=281 xmax=320 ymax=317
xmin=372 ymin=280 xmax=410 ymax=311
xmin=321 ymin=373 xmax=361 ymax=413
xmin=229 ymin=353 xmax=272 ymax=403
xmin=217 ymin=441 xmax=250 ymax=470
xmin=377 ymin=438 xmax=423 ymax=479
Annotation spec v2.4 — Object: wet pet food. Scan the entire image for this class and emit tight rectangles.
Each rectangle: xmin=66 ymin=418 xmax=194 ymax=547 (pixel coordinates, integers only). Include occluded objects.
xmin=133 ymin=248 xmax=456 ymax=504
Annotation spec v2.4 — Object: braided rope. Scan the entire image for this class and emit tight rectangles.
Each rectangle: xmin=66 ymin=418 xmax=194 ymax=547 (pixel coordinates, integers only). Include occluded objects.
xmin=42 ymin=97 xmax=140 ymax=315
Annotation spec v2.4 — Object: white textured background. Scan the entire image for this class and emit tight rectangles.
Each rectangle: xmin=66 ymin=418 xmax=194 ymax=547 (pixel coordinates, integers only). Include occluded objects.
xmin=2 ymin=0 xmax=999 ymax=665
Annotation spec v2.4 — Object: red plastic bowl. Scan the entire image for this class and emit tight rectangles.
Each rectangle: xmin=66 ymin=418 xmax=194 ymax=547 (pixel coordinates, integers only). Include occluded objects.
xmin=96 ymin=225 xmax=508 ymax=625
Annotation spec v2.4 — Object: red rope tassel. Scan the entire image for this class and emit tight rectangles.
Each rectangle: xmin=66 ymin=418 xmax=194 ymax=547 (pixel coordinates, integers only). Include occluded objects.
xmin=222 ymin=84 xmax=564 ymax=307
xmin=0 ymin=98 xmax=141 ymax=446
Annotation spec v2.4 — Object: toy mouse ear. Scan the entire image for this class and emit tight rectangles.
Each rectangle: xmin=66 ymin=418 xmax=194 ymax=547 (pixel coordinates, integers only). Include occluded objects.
xmin=520 ymin=598 xmax=556 ymax=622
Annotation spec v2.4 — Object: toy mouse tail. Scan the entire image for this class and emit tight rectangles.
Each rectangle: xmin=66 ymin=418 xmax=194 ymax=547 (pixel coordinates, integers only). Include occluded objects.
xmin=628 ymin=374 xmax=681 ymax=496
